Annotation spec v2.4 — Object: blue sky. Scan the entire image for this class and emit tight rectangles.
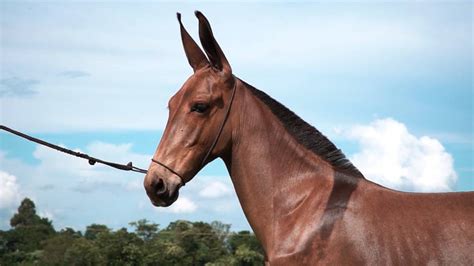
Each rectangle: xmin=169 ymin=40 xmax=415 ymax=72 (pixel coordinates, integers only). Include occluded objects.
xmin=0 ymin=2 xmax=472 ymax=232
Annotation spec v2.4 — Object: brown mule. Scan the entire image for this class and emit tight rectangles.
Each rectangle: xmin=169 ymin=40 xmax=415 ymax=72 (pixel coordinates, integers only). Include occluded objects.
xmin=144 ymin=11 xmax=474 ymax=265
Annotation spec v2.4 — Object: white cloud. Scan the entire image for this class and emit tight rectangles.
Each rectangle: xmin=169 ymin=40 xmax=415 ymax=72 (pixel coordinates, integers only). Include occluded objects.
xmin=199 ymin=181 xmax=232 ymax=199
xmin=0 ymin=142 xmax=253 ymax=230
xmin=86 ymin=141 xmax=150 ymax=170
xmin=125 ymin=179 xmax=143 ymax=191
xmin=33 ymin=145 xmax=96 ymax=178
xmin=0 ymin=140 xmax=151 ymax=225
xmin=0 ymin=171 xmax=21 ymax=209
xmin=27 ymin=142 xmax=150 ymax=191
xmin=157 ymin=197 xmax=197 ymax=214
xmin=38 ymin=209 xmax=54 ymax=221
xmin=345 ymin=118 xmax=457 ymax=192
xmin=0 ymin=4 xmax=469 ymax=133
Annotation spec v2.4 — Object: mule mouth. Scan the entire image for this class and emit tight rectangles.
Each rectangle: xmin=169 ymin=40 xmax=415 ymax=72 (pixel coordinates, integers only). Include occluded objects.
xmin=144 ymin=167 xmax=185 ymax=208
xmin=149 ymin=190 xmax=179 ymax=207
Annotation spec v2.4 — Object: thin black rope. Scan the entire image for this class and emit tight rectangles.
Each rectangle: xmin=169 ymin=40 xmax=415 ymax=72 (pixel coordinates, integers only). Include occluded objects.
xmin=200 ymin=79 xmax=237 ymax=166
xmin=151 ymin=158 xmax=185 ymax=185
xmin=0 ymin=125 xmax=148 ymax=174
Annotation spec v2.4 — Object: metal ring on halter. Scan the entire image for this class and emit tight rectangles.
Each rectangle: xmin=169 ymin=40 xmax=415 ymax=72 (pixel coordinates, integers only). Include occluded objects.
xmin=150 ymin=79 xmax=237 ymax=186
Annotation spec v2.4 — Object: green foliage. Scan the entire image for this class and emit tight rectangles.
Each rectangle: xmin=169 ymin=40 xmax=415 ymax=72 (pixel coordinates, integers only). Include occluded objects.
xmin=95 ymin=227 xmax=144 ymax=265
xmin=0 ymin=198 xmax=265 ymax=266
xmin=40 ymin=228 xmax=81 ymax=265
xmin=234 ymin=245 xmax=265 ymax=266
xmin=84 ymin=223 xmax=110 ymax=240
xmin=228 ymin=231 xmax=264 ymax=254
xmin=129 ymin=219 xmax=159 ymax=241
xmin=64 ymin=238 xmax=104 ymax=265
xmin=1 ymin=198 xmax=55 ymax=266
xmin=10 ymin=198 xmax=38 ymax=228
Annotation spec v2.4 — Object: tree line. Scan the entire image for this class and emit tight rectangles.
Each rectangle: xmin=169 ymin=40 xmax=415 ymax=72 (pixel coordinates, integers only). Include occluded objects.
xmin=0 ymin=198 xmax=264 ymax=265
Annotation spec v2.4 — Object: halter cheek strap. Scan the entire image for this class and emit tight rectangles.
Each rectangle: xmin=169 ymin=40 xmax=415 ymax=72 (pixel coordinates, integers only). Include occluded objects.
xmin=150 ymin=80 xmax=237 ymax=186
xmin=200 ymin=79 xmax=237 ymax=166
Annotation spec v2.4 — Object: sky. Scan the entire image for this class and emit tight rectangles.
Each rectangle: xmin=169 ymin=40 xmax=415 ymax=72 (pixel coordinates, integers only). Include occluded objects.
xmin=0 ymin=1 xmax=472 ymax=232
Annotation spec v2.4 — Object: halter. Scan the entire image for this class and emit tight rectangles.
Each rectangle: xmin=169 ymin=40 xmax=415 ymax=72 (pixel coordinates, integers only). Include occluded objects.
xmin=151 ymin=79 xmax=237 ymax=186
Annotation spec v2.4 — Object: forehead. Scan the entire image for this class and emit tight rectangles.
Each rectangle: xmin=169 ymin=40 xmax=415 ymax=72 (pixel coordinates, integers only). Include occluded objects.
xmin=183 ymin=71 xmax=211 ymax=93
xmin=169 ymin=69 xmax=215 ymax=106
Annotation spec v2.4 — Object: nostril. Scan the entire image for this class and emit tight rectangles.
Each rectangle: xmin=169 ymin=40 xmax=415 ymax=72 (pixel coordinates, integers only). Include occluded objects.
xmin=154 ymin=178 xmax=167 ymax=196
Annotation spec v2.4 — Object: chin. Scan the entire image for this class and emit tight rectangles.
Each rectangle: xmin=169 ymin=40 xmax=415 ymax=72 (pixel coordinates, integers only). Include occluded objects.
xmin=150 ymin=191 xmax=179 ymax=207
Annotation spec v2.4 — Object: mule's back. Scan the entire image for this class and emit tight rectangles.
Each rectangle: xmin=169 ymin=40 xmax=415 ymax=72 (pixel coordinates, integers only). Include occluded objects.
xmin=336 ymin=181 xmax=474 ymax=265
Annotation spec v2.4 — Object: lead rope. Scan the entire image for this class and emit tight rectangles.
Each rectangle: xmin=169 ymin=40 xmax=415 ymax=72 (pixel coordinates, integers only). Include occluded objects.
xmin=2 ymin=82 xmax=239 ymax=178
xmin=0 ymin=125 xmax=148 ymax=174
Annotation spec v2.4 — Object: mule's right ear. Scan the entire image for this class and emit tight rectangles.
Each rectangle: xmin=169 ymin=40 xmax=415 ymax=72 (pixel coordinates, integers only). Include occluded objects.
xmin=177 ymin=13 xmax=209 ymax=71
xmin=195 ymin=11 xmax=231 ymax=75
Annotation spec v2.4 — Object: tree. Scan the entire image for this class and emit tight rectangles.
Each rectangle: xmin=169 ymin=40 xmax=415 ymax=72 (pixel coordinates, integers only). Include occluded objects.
xmin=84 ymin=223 xmax=109 ymax=240
xmin=163 ymin=220 xmax=229 ymax=265
xmin=7 ymin=198 xmax=55 ymax=253
xmin=129 ymin=219 xmax=159 ymax=241
xmin=10 ymin=198 xmax=38 ymax=228
xmin=234 ymin=245 xmax=264 ymax=266
xmin=0 ymin=198 xmax=267 ymax=265
xmin=95 ymin=227 xmax=144 ymax=265
xmin=211 ymin=220 xmax=231 ymax=243
xmin=228 ymin=231 xmax=263 ymax=255
xmin=142 ymin=226 xmax=187 ymax=266
xmin=64 ymin=238 xmax=105 ymax=265
xmin=40 ymin=228 xmax=81 ymax=265
xmin=10 ymin=198 xmax=54 ymax=230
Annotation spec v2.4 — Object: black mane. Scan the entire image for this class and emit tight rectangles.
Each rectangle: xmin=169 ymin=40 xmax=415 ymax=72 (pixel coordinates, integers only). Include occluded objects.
xmin=241 ymin=79 xmax=364 ymax=178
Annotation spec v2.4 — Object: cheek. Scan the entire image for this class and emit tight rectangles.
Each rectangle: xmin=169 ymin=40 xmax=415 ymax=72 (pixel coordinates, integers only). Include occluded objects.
xmin=180 ymin=119 xmax=205 ymax=148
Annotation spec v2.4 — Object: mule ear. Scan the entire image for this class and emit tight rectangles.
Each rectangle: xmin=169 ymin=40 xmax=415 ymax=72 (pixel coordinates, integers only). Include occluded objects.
xmin=177 ymin=13 xmax=209 ymax=71
xmin=195 ymin=11 xmax=232 ymax=75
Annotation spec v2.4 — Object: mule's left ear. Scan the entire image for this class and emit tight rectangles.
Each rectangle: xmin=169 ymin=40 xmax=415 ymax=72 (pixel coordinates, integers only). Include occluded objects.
xmin=195 ymin=11 xmax=232 ymax=75
xmin=177 ymin=13 xmax=209 ymax=72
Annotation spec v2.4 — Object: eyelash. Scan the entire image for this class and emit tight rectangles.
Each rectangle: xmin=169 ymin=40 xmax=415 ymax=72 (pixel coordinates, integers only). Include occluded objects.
xmin=190 ymin=103 xmax=210 ymax=113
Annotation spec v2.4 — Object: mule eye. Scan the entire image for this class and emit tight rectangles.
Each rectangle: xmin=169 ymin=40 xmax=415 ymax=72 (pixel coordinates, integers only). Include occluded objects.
xmin=191 ymin=103 xmax=209 ymax=113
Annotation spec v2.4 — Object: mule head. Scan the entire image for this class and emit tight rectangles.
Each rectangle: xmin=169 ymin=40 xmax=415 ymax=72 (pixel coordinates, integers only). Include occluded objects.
xmin=144 ymin=11 xmax=235 ymax=207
